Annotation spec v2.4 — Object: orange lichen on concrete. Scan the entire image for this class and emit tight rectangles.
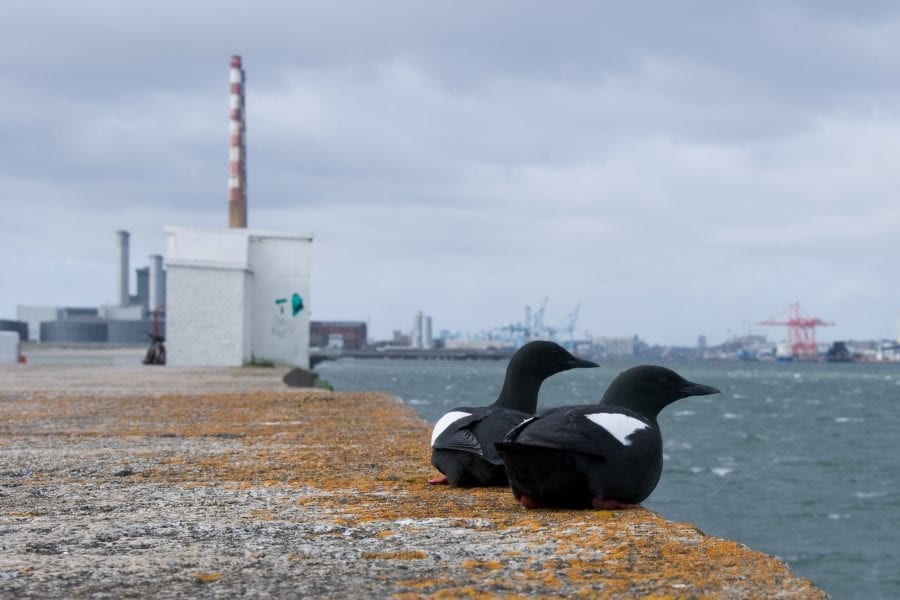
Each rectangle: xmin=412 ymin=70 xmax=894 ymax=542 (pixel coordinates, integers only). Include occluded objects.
xmin=0 ymin=388 xmax=828 ymax=599
xmin=461 ymin=559 xmax=504 ymax=570
xmin=362 ymin=550 xmax=429 ymax=560
xmin=193 ymin=572 xmax=223 ymax=583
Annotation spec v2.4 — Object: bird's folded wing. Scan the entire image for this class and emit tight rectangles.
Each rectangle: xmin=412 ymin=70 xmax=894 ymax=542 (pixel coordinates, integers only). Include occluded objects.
xmin=432 ymin=414 xmax=483 ymax=455
xmin=511 ymin=409 xmax=627 ymax=457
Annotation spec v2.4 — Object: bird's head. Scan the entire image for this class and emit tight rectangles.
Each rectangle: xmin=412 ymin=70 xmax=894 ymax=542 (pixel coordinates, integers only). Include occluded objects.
xmin=599 ymin=365 xmax=720 ymax=419
xmin=507 ymin=340 xmax=599 ymax=380
xmin=494 ymin=340 xmax=598 ymax=411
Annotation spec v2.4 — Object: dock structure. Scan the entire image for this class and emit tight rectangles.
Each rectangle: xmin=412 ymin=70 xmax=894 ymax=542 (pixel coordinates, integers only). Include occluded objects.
xmin=0 ymin=364 xmax=827 ymax=598
xmin=310 ymin=346 xmax=515 ymax=366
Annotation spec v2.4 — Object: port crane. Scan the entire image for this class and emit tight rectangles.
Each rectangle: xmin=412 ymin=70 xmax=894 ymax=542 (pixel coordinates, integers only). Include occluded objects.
xmin=490 ymin=299 xmax=582 ymax=348
xmin=757 ymin=302 xmax=834 ymax=360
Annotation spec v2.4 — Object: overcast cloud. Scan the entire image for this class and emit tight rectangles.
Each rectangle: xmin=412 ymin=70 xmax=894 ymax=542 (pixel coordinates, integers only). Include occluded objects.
xmin=2 ymin=1 xmax=899 ymax=345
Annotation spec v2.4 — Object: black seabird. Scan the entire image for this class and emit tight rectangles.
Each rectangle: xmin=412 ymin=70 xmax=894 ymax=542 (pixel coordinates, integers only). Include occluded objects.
xmin=429 ymin=340 xmax=599 ymax=487
xmin=496 ymin=365 xmax=720 ymax=508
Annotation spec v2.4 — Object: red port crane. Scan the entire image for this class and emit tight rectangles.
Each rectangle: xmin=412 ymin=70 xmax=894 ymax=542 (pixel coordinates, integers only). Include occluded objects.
xmin=757 ymin=302 xmax=834 ymax=360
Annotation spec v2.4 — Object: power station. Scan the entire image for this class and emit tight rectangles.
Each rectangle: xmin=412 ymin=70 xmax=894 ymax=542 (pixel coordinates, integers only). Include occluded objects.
xmin=11 ymin=55 xmax=312 ymax=368
xmin=15 ymin=231 xmax=166 ymax=344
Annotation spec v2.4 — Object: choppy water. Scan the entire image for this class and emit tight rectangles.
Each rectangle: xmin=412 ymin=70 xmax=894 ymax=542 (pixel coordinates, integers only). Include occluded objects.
xmin=316 ymin=358 xmax=900 ymax=599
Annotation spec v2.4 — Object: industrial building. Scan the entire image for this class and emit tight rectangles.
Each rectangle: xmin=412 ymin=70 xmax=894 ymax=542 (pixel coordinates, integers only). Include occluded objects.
xmin=15 ymin=231 xmax=166 ymax=344
xmin=410 ymin=310 xmax=433 ymax=349
xmin=310 ymin=321 xmax=368 ymax=350
xmin=592 ymin=336 xmax=636 ymax=358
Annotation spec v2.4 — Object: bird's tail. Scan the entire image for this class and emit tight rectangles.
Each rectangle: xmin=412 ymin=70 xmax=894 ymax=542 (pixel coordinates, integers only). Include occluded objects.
xmin=494 ymin=441 xmax=566 ymax=484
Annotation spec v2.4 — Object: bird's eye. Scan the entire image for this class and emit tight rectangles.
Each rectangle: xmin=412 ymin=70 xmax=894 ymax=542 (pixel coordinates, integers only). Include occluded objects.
xmin=659 ymin=376 xmax=670 ymax=386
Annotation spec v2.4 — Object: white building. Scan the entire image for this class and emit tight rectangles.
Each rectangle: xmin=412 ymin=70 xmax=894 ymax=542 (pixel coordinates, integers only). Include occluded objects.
xmin=165 ymin=227 xmax=312 ymax=367
xmin=0 ymin=331 xmax=19 ymax=363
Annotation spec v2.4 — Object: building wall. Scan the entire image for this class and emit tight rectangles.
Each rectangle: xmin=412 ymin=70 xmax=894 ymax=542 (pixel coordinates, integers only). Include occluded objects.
xmin=165 ymin=227 xmax=311 ymax=367
xmin=0 ymin=331 xmax=18 ymax=364
xmin=165 ymin=262 xmax=251 ymax=366
xmin=167 ymin=228 xmax=250 ymax=266
xmin=248 ymin=234 xmax=311 ymax=366
xmin=16 ymin=306 xmax=60 ymax=341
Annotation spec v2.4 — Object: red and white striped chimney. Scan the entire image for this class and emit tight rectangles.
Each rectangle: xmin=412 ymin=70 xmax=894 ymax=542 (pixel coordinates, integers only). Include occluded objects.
xmin=228 ymin=55 xmax=247 ymax=228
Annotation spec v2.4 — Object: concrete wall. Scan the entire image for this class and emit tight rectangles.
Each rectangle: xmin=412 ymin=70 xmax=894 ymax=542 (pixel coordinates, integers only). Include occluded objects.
xmin=0 ymin=331 xmax=18 ymax=363
xmin=248 ymin=234 xmax=311 ymax=367
xmin=165 ymin=262 xmax=251 ymax=366
xmin=165 ymin=227 xmax=311 ymax=367
xmin=167 ymin=228 xmax=250 ymax=266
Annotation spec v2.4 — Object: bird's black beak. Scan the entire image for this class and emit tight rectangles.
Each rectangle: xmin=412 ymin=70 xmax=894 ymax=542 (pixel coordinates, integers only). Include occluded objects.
xmin=566 ymin=356 xmax=599 ymax=369
xmin=679 ymin=381 xmax=720 ymax=398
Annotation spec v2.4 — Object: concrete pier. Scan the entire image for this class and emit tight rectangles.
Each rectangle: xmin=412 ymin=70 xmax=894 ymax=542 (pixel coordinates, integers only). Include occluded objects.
xmin=0 ymin=365 xmax=827 ymax=598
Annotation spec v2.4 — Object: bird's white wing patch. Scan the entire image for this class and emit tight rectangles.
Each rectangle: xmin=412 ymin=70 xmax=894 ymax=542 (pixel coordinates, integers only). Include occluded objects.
xmin=585 ymin=413 xmax=649 ymax=446
xmin=431 ymin=411 xmax=473 ymax=447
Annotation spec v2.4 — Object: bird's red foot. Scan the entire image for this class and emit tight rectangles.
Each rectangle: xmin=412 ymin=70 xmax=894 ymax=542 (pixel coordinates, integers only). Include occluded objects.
xmin=519 ymin=495 xmax=544 ymax=509
xmin=427 ymin=475 xmax=450 ymax=485
xmin=591 ymin=498 xmax=642 ymax=510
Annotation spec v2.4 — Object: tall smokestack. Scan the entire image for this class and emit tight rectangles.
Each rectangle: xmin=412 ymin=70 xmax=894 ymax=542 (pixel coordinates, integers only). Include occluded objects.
xmin=116 ymin=230 xmax=130 ymax=307
xmin=228 ymin=55 xmax=248 ymax=228
xmin=148 ymin=254 xmax=164 ymax=312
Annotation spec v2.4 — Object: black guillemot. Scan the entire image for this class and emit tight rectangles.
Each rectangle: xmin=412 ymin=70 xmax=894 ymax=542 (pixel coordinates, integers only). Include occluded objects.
xmin=496 ymin=365 xmax=720 ymax=508
xmin=429 ymin=340 xmax=598 ymax=487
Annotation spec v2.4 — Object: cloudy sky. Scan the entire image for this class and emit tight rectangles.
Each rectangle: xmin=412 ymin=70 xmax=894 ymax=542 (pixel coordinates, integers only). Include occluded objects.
xmin=2 ymin=1 xmax=899 ymax=345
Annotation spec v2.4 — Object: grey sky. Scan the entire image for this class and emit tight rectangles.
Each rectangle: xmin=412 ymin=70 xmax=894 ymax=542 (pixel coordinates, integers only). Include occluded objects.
xmin=3 ymin=1 xmax=899 ymax=345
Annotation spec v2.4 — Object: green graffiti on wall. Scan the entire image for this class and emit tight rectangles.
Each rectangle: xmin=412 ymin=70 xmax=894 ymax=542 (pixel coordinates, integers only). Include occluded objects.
xmin=274 ymin=294 xmax=304 ymax=317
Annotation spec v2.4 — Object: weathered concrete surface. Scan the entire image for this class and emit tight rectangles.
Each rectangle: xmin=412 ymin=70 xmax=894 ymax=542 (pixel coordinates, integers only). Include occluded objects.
xmin=0 ymin=365 xmax=828 ymax=598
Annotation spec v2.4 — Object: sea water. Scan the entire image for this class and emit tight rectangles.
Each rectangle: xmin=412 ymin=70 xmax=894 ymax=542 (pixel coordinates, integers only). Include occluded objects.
xmin=316 ymin=358 xmax=900 ymax=599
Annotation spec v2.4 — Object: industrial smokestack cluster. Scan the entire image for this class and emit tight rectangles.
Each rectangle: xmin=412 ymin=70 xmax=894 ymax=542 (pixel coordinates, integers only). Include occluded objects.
xmin=114 ymin=231 xmax=165 ymax=313
xmin=228 ymin=55 xmax=248 ymax=228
